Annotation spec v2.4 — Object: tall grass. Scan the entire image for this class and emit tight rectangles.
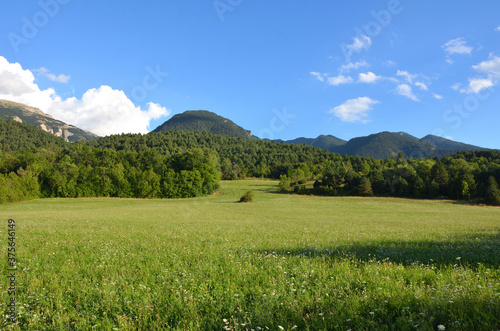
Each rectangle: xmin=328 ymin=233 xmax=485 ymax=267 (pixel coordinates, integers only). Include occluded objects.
xmin=0 ymin=179 xmax=498 ymax=330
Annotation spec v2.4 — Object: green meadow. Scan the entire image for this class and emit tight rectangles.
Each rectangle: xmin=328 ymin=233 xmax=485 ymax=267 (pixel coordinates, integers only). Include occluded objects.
xmin=0 ymin=179 xmax=498 ymax=330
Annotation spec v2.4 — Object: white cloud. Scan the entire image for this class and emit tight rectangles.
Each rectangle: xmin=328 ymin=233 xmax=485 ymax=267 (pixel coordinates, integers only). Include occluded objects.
xmin=442 ymin=38 xmax=473 ymax=56
xmin=347 ymin=35 xmax=372 ymax=53
xmin=328 ymin=97 xmax=378 ymax=123
xmin=384 ymin=60 xmax=397 ymax=67
xmin=340 ymin=60 xmax=368 ymax=73
xmin=415 ymin=82 xmax=428 ymax=91
xmin=34 ymin=67 xmax=70 ymax=83
xmin=358 ymin=72 xmax=381 ymax=83
xmin=327 ymin=74 xmax=353 ymax=86
xmin=0 ymin=56 xmax=170 ymax=136
xmin=472 ymin=54 xmax=500 ymax=78
xmin=495 ymin=26 xmax=500 ymax=32
xmin=395 ymin=84 xmax=419 ymax=101
xmin=467 ymin=78 xmax=494 ymax=94
xmin=0 ymin=57 xmax=56 ymax=111
xmin=310 ymin=71 xmax=325 ymax=82
xmin=342 ymin=35 xmax=372 ymax=60
xmin=396 ymin=70 xmax=417 ymax=84
xmin=433 ymin=93 xmax=443 ymax=100
xmin=466 ymin=54 xmax=500 ymax=93
xmin=451 ymin=83 xmax=462 ymax=91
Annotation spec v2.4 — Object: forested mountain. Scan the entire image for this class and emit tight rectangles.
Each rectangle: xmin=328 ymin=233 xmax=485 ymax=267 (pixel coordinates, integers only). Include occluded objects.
xmin=0 ymin=99 xmax=98 ymax=142
xmin=153 ymin=110 xmax=255 ymax=139
xmin=394 ymin=131 xmax=420 ymax=140
xmin=285 ymin=135 xmax=347 ymax=152
xmin=333 ymin=132 xmax=440 ymax=159
xmin=0 ymin=117 xmax=67 ymax=152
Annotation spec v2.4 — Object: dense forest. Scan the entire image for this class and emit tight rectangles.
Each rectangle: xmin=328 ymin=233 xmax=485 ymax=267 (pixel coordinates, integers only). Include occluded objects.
xmin=1 ymin=119 xmax=499 ymax=205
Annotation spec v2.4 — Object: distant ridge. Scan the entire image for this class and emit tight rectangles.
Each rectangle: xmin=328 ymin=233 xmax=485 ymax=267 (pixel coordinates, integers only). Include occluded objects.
xmin=284 ymin=131 xmax=491 ymax=159
xmin=285 ymin=135 xmax=347 ymax=152
xmin=394 ymin=131 xmax=419 ymax=140
xmin=421 ymin=134 xmax=487 ymax=151
xmin=333 ymin=131 xmax=439 ymax=159
xmin=0 ymin=99 xmax=98 ymax=142
xmin=152 ymin=110 xmax=255 ymax=139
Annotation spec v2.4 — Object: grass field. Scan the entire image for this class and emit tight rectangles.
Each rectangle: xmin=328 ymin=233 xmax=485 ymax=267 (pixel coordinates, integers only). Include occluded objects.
xmin=0 ymin=179 xmax=499 ymax=330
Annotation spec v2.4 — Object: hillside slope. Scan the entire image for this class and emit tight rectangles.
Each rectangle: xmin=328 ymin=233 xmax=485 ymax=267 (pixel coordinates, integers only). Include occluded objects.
xmin=286 ymin=135 xmax=347 ymax=151
xmin=153 ymin=110 xmax=255 ymax=139
xmin=0 ymin=99 xmax=98 ymax=142
xmin=421 ymin=134 xmax=487 ymax=151
xmin=0 ymin=117 xmax=67 ymax=152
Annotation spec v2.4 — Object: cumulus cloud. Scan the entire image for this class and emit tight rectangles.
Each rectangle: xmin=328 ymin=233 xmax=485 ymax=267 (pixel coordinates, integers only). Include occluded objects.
xmin=328 ymin=97 xmax=378 ymax=123
xmin=472 ymin=54 xmax=500 ymax=78
xmin=0 ymin=56 xmax=170 ymax=136
xmin=327 ymin=74 xmax=353 ymax=86
xmin=358 ymin=72 xmax=382 ymax=83
xmin=34 ymin=67 xmax=70 ymax=83
xmin=467 ymin=78 xmax=494 ymax=94
xmin=0 ymin=57 xmax=56 ymax=111
xmin=395 ymin=84 xmax=419 ymax=101
xmin=466 ymin=54 xmax=500 ymax=94
xmin=495 ymin=26 xmax=500 ymax=32
xmin=433 ymin=93 xmax=443 ymax=100
xmin=442 ymin=37 xmax=473 ymax=56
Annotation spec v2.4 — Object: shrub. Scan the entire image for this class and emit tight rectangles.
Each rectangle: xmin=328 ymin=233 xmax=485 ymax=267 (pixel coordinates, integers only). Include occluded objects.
xmin=239 ymin=190 xmax=254 ymax=203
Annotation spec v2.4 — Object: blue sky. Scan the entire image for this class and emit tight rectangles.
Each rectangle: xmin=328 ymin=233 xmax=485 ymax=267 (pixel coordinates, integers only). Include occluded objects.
xmin=1 ymin=1 xmax=499 ymax=148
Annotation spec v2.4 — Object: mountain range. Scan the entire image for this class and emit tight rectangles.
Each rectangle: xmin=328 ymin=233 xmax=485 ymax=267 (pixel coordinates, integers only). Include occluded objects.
xmin=153 ymin=110 xmax=489 ymax=159
xmin=0 ymin=102 xmax=491 ymax=159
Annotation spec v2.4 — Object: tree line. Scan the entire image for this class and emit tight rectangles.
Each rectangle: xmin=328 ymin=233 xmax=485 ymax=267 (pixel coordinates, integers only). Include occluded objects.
xmin=280 ymin=151 xmax=500 ymax=205
xmin=0 ymin=143 xmax=219 ymax=204
xmin=1 ymin=122 xmax=499 ymax=205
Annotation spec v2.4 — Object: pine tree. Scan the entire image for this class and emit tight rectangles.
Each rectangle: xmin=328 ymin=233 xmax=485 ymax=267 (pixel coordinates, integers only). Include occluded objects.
xmin=485 ymin=176 xmax=500 ymax=205
xmin=355 ymin=177 xmax=373 ymax=197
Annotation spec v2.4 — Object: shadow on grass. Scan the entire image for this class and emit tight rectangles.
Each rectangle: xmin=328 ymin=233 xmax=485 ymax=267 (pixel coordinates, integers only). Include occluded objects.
xmin=251 ymin=232 xmax=500 ymax=268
